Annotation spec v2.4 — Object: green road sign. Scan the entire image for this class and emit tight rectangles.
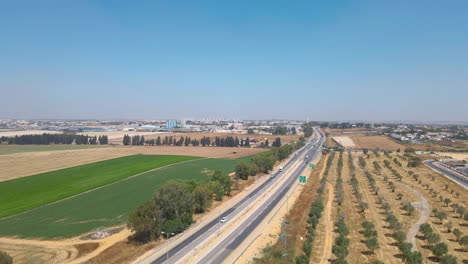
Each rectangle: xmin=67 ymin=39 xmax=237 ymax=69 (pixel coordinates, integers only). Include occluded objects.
xmin=299 ymin=175 xmax=307 ymax=183
xmin=309 ymin=163 xmax=314 ymax=168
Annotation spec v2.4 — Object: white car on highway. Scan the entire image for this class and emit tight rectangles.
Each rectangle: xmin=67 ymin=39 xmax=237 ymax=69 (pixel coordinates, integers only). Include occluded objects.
xmin=220 ymin=217 xmax=227 ymax=223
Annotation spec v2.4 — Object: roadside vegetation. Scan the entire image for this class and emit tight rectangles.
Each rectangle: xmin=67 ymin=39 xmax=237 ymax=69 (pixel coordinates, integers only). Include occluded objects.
xmin=295 ymin=151 xmax=335 ymax=263
xmin=127 ymin=142 xmax=306 ymax=243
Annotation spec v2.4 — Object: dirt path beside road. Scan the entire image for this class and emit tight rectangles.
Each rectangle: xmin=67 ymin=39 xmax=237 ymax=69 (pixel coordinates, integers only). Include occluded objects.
xmin=400 ymin=184 xmax=429 ymax=251
xmin=318 ymin=182 xmax=334 ymax=264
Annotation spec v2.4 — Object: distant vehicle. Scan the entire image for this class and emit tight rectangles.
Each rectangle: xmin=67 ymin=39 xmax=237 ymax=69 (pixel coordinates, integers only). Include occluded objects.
xmin=278 ymin=167 xmax=283 ymax=172
xmin=220 ymin=217 xmax=227 ymax=223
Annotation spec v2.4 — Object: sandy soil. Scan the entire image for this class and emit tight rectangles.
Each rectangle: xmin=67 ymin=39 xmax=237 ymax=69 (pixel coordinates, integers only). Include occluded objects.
xmin=435 ymin=152 xmax=468 ymax=160
xmin=332 ymin=136 xmax=356 ymax=148
xmin=319 ymin=182 xmax=335 ymax=264
xmin=310 ymin=155 xmax=336 ymax=264
xmin=0 ymin=146 xmax=264 ymax=181
xmin=0 ymin=228 xmax=131 ymax=264
xmin=350 ymin=135 xmax=406 ymax=150
xmin=326 ymin=128 xmax=374 ymax=134
xmin=0 ymin=130 xmax=62 ymax=137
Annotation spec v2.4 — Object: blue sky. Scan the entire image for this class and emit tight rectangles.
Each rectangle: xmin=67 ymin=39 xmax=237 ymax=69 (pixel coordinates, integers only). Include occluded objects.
xmin=0 ymin=1 xmax=467 ymax=121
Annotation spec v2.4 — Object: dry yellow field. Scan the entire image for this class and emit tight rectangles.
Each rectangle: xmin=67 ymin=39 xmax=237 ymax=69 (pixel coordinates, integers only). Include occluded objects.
xmin=435 ymin=152 xmax=468 ymax=160
xmin=350 ymin=135 xmax=405 ymax=150
xmin=0 ymin=146 xmax=265 ymax=182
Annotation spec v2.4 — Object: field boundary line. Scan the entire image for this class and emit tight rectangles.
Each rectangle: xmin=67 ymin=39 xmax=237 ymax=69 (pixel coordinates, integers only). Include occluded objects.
xmin=0 ymin=157 xmax=207 ymax=220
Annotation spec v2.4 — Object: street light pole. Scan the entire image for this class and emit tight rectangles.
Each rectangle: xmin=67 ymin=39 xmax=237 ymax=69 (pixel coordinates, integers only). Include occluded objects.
xmin=161 ymin=231 xmax=174 ymax=263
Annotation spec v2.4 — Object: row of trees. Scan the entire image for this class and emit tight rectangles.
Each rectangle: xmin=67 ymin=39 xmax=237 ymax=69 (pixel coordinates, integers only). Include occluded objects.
xmin=376 ymin=181 xmax=423 ymax=263
xmin=362 ymin=220 xmax=380 ymax=254
xmin=122 ymin=135 xmax=256 ymax=148
xmin=332 ymin=212 xmax=350 ymax=263
xmin=335 ymin=152 xmax=344 ymax=205
xmin=128 ymin=170 xmax=233 ymax=242
xmin=331 ymin=151 xmax=352 ymax=263
xmin=1 ymin=133 xmax=109 ymax=145
xmin=419 ymin=223 xmax=464 ymax=263
xmin=234 ymin=139 xmax=304 ymax=180
xmin=296 ymin=151 xmax=335 ymax=264
xmin=351 ymin=154 xmax=369 ymax=213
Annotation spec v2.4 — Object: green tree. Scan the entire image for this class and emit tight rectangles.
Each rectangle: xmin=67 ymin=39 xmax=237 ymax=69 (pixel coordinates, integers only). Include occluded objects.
xmin=365 ymin=236 xmax=379 ymax=254
xmin=459 ymin=235 xmax=468 ymax=251
xmin=127 ymin=200 xmax=161 ymax=242
xmin=211 ymin=181 xmax=224 ymax=201
xmin=443 ymin=198 xmax=452 ymax=207
xmin=244 ymin=137 xmax=250 ymax=147
xmin=431 ymin=242 xmax=448 ymax=259
xmin=404 ymin=251 xmax=423 ymax=264
xmin=456 ymin=205 xmax=465 ymax=218
xmin=272 ymin=137 xmax=282 ymax=147
xmin=155 ymin=181 xmax=194 ymax=227
xmin=123 ymin=134 xmax=131 ymax=145
xmin=332 ymin=244 xmax=348 ymax=259
xmin=193 ymin=185 xmax=212 ymax=214
xmin=211 ymin=170 xmax=233 ymax=195
xmin=453 ymin=228 xmax=463 ymax=242
xmin=295 ymin=254 xmax=309 ymax=264
xmin=291 ymin=127 xmax=297 ymax=135
xmin=440 ymin=255 xmax=457 ymax=264
xmin=436 ymin=211 xmax=448 ymax=224
xmin=444 ymin=221 xmax=453 ymax=233
xmin=235 ymin=162 xmax=250 ymax=180
xmin=427 ymin=233 xmax=441 ymax=247
xmin=419 ymin=223 xmax=432 ymax=239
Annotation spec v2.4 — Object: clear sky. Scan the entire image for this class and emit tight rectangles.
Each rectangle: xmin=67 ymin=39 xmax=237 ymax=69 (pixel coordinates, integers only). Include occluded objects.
xmin=1 ymin=1 xmax=467 ymax=121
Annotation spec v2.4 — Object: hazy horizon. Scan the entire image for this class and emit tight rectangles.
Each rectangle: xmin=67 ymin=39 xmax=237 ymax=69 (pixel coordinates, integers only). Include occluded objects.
xmin=1 ymin=1 xmax=467 ymax=121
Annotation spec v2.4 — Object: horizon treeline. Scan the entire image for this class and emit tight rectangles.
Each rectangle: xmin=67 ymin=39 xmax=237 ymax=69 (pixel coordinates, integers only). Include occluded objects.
xmin=123 ymin=135 xmax=258 ymax=148
xmin=0 ymin=133 xmax=109 ymax=145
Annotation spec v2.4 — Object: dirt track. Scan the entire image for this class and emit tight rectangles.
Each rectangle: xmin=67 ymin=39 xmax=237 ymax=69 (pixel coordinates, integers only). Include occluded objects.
xmin=318 ymin=182 xmax=334 ymax=264
xmin=403 ymin=186 xmax=429 ymax=251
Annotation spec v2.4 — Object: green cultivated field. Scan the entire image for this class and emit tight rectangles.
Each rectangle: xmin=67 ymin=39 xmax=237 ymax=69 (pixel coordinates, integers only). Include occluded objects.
xmin=0 ymin=154 xmax=199 ymax=217
xmin=0 ymin=157 xmax=248 ymax=238
xmin=0 ymin=144 xmax=104 ymax=155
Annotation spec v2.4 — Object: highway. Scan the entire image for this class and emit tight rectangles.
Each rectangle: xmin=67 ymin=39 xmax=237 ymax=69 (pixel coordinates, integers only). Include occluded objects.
xmin=199 ymin=128 xmax=325 ymax=263
xmin=424 ymin=160 xmax=468 ymax=188
xmin=140 ymin=128 xmax=325 ymax=264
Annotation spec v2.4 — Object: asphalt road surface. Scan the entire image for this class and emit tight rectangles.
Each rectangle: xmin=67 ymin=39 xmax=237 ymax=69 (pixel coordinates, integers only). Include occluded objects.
xmin=424 ymin=160 xmax=468 ymax=188
xmin=141 ymin=128 xmax=325 ymax=264
xmin=199 ymin=128 xmax=325 ymax=263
